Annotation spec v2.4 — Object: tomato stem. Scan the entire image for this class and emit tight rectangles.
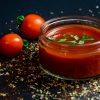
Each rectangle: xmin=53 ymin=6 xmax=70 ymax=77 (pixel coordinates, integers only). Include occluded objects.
xmin=23 ymin=39 xmax=29 ymax=49
xmin=16 ymin=15 xmax=25 ymax=26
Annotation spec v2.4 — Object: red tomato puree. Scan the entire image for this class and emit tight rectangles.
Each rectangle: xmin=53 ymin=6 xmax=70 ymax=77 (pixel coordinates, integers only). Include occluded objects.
xmin=39 ymin=25 xmax=100 ymax=79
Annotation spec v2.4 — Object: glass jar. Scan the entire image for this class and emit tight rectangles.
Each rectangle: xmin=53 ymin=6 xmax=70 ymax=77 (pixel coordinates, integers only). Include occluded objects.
xmin=39 ymin=16 xmax=100 ymax=80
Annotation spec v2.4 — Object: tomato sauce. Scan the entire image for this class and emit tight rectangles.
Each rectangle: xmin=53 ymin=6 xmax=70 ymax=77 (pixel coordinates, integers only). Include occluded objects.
xmin=39 ymin=25 xmax=100 ymax=79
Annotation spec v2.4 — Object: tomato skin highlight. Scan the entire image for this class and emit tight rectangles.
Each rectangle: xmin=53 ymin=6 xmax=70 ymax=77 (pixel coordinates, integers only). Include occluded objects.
xmin=0 ymin=33 xmax=23 ymax=57
xmin=21 ymin=14 xmax=45 ymax=39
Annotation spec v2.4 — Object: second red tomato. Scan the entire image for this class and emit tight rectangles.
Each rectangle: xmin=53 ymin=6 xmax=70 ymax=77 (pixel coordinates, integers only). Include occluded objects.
xmin=21 ymin=14 xmax=45 ymax=39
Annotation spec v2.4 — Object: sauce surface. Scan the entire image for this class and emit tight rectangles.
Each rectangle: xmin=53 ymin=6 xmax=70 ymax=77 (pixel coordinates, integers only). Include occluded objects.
xmin=39 ymin=25 xmax=100 ymax=78
xmin=46 ymin=25 xmax=100 ymax=44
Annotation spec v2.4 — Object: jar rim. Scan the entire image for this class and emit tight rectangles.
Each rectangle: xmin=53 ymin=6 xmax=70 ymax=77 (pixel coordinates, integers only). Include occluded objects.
xmin=40 ymin=16 xmax=100 ymax=47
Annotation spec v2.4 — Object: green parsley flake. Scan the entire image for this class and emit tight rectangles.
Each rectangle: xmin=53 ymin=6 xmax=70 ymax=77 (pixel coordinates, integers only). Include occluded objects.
xmin=47 ymin=37 xmax=55 ymax=41
xmin=82 ymin=36 xmax=94 ymax=41
xmin=57 ymin=39 xmax=67 ymax=43
xmin=70 ymin=34 xmax=79 ymax=40
xmin=78 ymin=40 xmax=84 ymax=45
xmin=67 ymin=41 xmax=77 ymax=45
xmin=63 ymin=34 xmax=68 ymax=39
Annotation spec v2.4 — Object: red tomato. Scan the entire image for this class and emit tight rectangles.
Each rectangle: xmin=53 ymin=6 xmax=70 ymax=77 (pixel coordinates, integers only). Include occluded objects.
xmin=21 ymin=14 xmax=45 ymax=39
xmin=0 ymin=33 xmax=23 ymax=57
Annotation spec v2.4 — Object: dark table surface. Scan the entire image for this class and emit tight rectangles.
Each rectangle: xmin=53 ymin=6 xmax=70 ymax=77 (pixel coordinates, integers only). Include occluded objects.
xmin=0 ymin=0 xmax=100 ymax=100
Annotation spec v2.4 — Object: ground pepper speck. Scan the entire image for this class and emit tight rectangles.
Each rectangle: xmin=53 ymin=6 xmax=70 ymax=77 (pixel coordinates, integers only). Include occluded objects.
xmin=0 ymin=41 xmax=100 ymax=100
